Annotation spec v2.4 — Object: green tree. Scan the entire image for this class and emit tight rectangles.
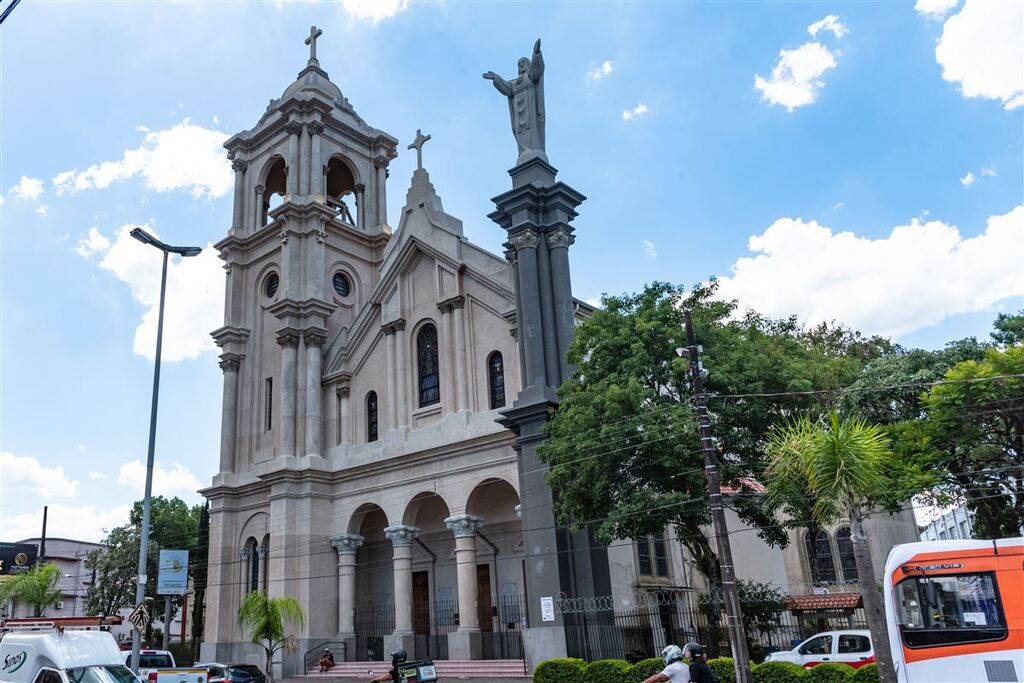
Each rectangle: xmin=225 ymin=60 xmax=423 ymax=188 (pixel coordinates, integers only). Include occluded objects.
xmin=763 ymin=412 xmax=905 ymax=683
xmin=0 ymin=561 xmax=63 ymax=617
xmin=237 ymin=592 xmax=305 ymax=683
xmin=990 ymin=310 xmax=1024 ymax=347
xmin=85 ymin=525 xmax=139 ymax=617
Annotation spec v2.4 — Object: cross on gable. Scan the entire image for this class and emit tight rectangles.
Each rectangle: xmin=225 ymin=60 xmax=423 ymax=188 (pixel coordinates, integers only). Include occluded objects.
xmin=305 ymin=26 xmax=323 ymax=64
xmin=408 ymin=129 xmax=432 ymax=170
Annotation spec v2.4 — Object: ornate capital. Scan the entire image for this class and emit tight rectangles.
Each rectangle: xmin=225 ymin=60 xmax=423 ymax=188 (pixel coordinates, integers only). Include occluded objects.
xmin=239 ymin=547 xmax=253 ymax=561
xmin=508 ymin=229 xmax=539 ymax=251
xmin=444 ymin=514 xmax=484 ymax=538
xmin=509 ymin=327 xmax=518 ymax=340
xmin=336 ymin=384 xmax=351 ymax=399
xmin=232 ymin=158 xmax=248 ymax=173
xmin=446 ymin=295 xmax=465 ymax=311
xmin=285 ymin=121 xmax=303 ymax=136
xmin=546 ymin=228 xmax=575 ymax=250
xmin=381 ymin=318 xmax=406 ymax=335
xmin=330 ymin=533 xmax=364 ymax=556
xmin=307 ymin=121 xmax=325 ymax=135
xmin=255 ymin=544 xmax=268 ymax=559
xmin=278 ymin=229 xmax=290 ymax=244
xmin=503 ymin=247 xmax=518 ymax=265
xmin=275 ymin=328 xmax=301 ymax=348
xmin=218 ymin=352 xmax=244 ymax=373
xmin=373 ymin=154 xmax=391 ymax=169
xmin=303 ymin=328 xmax=328 ymax=347
xmin=254 ymin=184 xmax=265 ymax=194
xmin=354 ymin=183 xmax=366 ymax=193
xmin=384 ymin=524 xmax=420 ymax=547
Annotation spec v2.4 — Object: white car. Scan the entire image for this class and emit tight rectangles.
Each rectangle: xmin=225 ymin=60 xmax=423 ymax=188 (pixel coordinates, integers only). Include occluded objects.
xmin=765 ymin=629 xmax=876 ymax=669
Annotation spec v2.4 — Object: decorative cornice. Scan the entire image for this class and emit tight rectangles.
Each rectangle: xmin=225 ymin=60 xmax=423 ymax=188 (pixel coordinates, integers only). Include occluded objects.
xmin=444 ymin=514 xmax=484 ymax=538
xmin=307 ymin=121 xmax=325 ymax=135
xmin=330 ymin=533 xmax=364 ymax=555
xmin=437 ymin=295 xmax=464 ymax=314
xmin=546 ymin=228 xmax=575 ymax=250
xmin=275 ymin=328 xmax=301 ymax=348
xmin=381 ymin=318 xmax=406 ymax=335
xmin=232 ymin=158 xmax=248 ymax=173
xmin=212 ymin=325 xmax=251 ymax=348
xmin=383 ymin=524 xmax=420 ymax=547
xmin=508 ymin=229 xmax=539 ymax=251
xmin=218 ymin=352 xmax=244 ymax=372
xmin=303 ymin=327 xmax=328 ymax=347
xmin=285 ymin=121 xmax=303 ymax=136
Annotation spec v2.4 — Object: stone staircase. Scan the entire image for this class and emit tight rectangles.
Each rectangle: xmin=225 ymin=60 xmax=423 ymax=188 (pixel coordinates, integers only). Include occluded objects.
xmin=302 ymin=660 xmax=529 ymax=680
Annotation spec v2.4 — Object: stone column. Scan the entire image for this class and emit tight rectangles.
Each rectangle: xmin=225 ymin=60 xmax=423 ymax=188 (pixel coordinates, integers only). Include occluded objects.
xmin=383 ymin=325 xmax=397 ymax=430
xmin=276 ymin=329 xmax=300 ymax=457
xmin=393 ymin=320 xmax=408 ymax=427
xmin=231 ymin=158 xmax=247 ymax=231
xmin=451 ymin=297 xmax=469 ymax=411
xmin=253 ymin=184 xmax=265 ymax=230
xmin=330 ymin=534 xmax=363 ymax=652
xmin=508 ymin=230 xmax=546 ymax=389
xmin=256 ymin=543 xmax=269 ymax=592
xmin=303 ymin=329 xmax=326 ymax=457
xmin=374 ymin=155 xmax=389 ymax=226
xmin=445 ymin=514 xmax=484 ymax=659
xmin=218 ymin=353 xmax=243 ymax=473
xmin=354 ymin=183 xmax=366 ymax=230
xmin=239 ymin=546 xmax=253 ymax=598
xmin=383 ymin=525 xmax=419 ymax=655
xmin=338 ymin=385 xmax=351 ymax=445
xmin=436 ymin=301 xmax=454 ymax=410
xmin=308 ymin=122 xmax=324 ymax=197
xmin=546 ymin=229 xmax=577 ymax=384
xmin=286 ymin=121 xmax=302 ymax=196
xmin=299 ymin=123 xmax=311 ymax=195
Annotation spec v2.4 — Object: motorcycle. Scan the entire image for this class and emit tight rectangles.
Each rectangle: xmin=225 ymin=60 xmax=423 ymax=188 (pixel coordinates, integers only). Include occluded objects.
xmin=367 ymin=658 xmax=438 ymax=683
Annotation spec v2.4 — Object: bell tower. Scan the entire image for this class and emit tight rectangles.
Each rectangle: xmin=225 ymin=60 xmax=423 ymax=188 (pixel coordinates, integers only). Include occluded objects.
xmin=211 ymin=26 xmax=398 ymax=475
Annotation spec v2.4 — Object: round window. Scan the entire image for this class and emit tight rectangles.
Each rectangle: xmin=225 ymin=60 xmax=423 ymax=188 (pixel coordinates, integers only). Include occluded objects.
xmin=332 ymin=272 xmax=351 ymax=297
xmin=264 ymin=273 xmax=280 ymax=298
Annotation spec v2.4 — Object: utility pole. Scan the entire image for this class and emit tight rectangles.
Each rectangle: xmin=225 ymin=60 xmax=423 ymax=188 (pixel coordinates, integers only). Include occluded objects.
xmin=683 ymin=310 xmax=753 ymax=683
xmin=39 ymin=506 xmax=48 ymax=564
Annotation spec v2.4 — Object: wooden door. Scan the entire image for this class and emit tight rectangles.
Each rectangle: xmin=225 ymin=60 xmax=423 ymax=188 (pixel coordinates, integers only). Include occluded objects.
xmin=476 ymin=564 xmax=493 ymax=632
xmin=412 ymin=571 xmax=430 ymax=635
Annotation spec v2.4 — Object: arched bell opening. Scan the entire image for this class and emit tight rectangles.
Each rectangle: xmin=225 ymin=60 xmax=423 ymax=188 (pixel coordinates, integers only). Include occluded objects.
xmin=260 ymin=156 xmax=287 ymax=226
xmin=325 ymin=156 xmax=359 ymax=226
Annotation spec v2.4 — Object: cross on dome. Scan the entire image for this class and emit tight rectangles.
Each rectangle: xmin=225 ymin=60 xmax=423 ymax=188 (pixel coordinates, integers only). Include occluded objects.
xmin=305 ymin=25 xmax=323 ymax=65
xmin=408 ymin=129 xmax=432 ymax=170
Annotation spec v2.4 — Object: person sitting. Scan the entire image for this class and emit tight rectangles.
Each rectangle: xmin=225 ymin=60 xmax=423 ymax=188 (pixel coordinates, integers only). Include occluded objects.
xmin=642 ymin=644 xmax=691 ymax=683
xmin=685 ymin=643 xmax=717 ymax=683
xmin=318 ymin=648 xmax=335 ymax=673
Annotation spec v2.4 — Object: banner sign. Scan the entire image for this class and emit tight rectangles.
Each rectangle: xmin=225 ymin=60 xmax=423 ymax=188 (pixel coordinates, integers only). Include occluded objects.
xmin=157 ymin=549 xmax=189 ymax=595
xmin=0 ymin=543 xmax=38 ymax=578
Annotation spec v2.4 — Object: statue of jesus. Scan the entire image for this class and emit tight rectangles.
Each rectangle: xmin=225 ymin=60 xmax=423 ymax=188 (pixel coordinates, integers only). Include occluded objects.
xmin=484 ymin=39 xmax=546 ymax=165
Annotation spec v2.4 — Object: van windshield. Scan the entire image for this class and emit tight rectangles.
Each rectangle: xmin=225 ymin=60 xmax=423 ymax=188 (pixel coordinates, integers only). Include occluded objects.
xmin=67 ymin=666 xmax=138 ymax=683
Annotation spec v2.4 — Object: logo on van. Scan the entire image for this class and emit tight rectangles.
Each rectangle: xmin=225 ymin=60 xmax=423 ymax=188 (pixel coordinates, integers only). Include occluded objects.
xmin=2 ymin=651 xmax=28 ymax=673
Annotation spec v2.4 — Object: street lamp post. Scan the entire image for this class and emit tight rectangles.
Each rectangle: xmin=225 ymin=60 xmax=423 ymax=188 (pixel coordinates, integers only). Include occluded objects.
xmin=129 ymin=228 xmax=201 ymax=673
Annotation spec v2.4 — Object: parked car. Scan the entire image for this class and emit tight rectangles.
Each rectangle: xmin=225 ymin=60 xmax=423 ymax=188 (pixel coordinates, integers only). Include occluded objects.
xmin=1 ymin=620 xmax=140 ymax=683
xmin=123 ymin=650 xmax=176 ymax=681
xmin=194 ymin=664 xmax=265 ymax=683
xmin=764 ymin=629 xmax=875 ymax=669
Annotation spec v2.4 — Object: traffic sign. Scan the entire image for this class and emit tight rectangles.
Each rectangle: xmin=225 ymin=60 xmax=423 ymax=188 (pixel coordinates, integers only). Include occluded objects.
xmin=127 ymin=603 xmax=149 ymax=632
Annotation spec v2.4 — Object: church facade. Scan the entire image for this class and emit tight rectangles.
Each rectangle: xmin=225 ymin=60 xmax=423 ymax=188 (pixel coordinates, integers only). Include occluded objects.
xmin=200 ymin=31 xmax=917 ymax=674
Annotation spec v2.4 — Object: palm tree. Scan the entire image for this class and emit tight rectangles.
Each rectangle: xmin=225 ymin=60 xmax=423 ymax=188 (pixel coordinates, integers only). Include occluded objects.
xmin=763 ymin=412 xmax=898 ymax=683
xmin=237 ymin=592 xmax=305 ymax=683
xmin=0 ymin=562 xmax=63 ymax=617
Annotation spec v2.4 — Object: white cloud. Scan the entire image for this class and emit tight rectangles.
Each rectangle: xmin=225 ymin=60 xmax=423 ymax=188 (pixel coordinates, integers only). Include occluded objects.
xmin=341 ymin=0 xmax=409 ymax=22
xmin=82 ymin=225 xmax=224 ymax=361
xmin=0 ymin=452 xmax=79 ymax=498
xmin=0 ymin=504 xmax=132 ymax=543
xmin=643 ymin=240 xmax=657 ymax=259
xmin=715 ymin=205 xmax=1024 ymax=338
xmin=915 ymin=0 xmax=959 ymax=20
xmin=88 ymin=471 xmax=109 ymax=480
xmin=9 ymin=176 xmax=44 ymax=202
xmin=622 ymin=103 xmax=648 ymax=121
xmin=960 ymin=171 xmax=976 ymax=186
xmin=588 ymin=60 xmax=614 ymax=81
xmin=53 ymin=120 xmax=232 ymax=199
xmin=34 ymin=204 xmax=49 ymax=216
xmin=935 ymin=0 xmax=1023 ymax=110
xmin=808 ymin=15 xmax=848 ymax=39
xmin=118 ymin=460 xmax=204 ymax=500
xmin=755 ymin=42 xmax=838 ymax=112
xmin=981 ymin=166 xmax=997 ymax=177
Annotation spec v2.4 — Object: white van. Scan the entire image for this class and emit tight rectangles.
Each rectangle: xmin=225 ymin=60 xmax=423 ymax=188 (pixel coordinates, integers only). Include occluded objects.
xmin=0 ymin=625 xmax=138 ymax=683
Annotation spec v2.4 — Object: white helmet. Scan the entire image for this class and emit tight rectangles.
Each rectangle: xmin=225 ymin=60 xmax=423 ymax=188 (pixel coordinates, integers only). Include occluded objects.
xmin=661 ymin=644 xmax=684 ymax=665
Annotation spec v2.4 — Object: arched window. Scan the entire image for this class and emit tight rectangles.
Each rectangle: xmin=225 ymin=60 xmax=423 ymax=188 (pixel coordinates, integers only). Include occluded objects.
xmin=417 ymin=324 xmax=440 ymax=407
xmin=366 ymin=391 xmax=379 ymax=443
xmin=260 ymin=157 xmax=287 ymax=226
xmin=244 ymin=537 xmax=259 ymax=593
xmin=805 ymin=529 xmax=837 ymax=584
xmin=488 ymin=351 xmax=506 ymax=409
xmin=835 ymin=527 xmax=858 ymax=583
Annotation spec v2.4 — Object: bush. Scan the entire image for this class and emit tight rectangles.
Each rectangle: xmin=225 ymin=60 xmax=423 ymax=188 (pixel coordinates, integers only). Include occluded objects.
xmin=807 ymin=663 xmax=854 ymax=683
xmin=849 ymin=664 xmax=879 ymax=683
xmin=534 ymin=658 xmax=586 ymax=683
xmin=709 ymin=657 xmax=737 ymax=683
xmin=753 ymin=661 xmax=807 ymax=683
xmin=630 ymin=658 xmax=664 ymax=681
xmin=585 ymin=659 xmax=633 ymax=683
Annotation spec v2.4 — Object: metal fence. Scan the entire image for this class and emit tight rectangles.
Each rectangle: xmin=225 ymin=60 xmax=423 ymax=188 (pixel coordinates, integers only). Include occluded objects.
xmin=354 ymin=601 xmax=394 ymax=661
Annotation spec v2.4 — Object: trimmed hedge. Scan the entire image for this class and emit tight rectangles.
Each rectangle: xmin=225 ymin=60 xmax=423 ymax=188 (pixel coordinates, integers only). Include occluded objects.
xmin=585 ymin=659 xmax=634 ymax=683
xmin=631 ymin=658 xmax=664 ymax=681
xmin=807 ymin=663 xmax=854 ymax=683
xmin=849 ymin=664 xmax=879 ymax=683
xmin=752 ymin=661 xmax=808 ymax=683
xmin=709 ymin=657 xmax=737 ymax=683
xmin=534 ymin=657 xmax=586 ymax=683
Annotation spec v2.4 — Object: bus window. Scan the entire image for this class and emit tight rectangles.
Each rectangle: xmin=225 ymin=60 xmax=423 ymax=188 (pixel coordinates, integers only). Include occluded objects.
xmin=896 ymin=572 xmax=1007 ymax=648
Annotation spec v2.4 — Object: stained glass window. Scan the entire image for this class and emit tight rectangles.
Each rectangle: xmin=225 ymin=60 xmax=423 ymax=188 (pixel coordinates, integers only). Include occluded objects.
xmin=417 ymin=324 xmax=440 ymax=407
xmin=488 ymin=351 xmax=506 ymax=409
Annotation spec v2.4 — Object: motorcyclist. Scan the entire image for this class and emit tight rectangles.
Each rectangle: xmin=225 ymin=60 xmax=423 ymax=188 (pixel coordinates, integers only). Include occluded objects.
xmin=369 ymin=649 xmax=408 ymax=683
xmin=641 ymin=644 xmax=691 ymax=683
xmin=684 ymin=643 xmax=717 ymax=683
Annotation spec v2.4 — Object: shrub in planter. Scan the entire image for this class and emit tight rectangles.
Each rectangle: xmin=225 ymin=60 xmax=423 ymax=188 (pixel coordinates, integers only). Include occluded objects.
xmin=807 ymin=663 xmax=854 ymax=683
xmin=630 ymin=658 xmax=664 ymax=681
xmin=849 ymin=664 xmax=879 ymax=683
xmin=534 ymin=658 xmax=587 ymax=683
xmin=709 ymin=657 xmax=737 ymax=683
xmin=585 ymin=659 xmax=634 ymax=683
xmin=752 ymin=661 xmax=808 ymax=683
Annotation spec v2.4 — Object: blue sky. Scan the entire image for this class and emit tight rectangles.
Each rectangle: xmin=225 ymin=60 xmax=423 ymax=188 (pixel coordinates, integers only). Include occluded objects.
xmin=1 ymin=0 xmax=1021 ymax=540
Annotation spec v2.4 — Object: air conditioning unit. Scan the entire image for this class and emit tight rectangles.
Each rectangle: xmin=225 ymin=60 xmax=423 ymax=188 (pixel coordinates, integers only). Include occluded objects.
xmin=56 ymin=601 xmax=65 ymax=610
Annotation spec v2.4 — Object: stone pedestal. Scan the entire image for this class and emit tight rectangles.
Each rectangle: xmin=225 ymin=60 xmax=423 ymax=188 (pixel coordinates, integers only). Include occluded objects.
xmin=447 ymin=630 xmax=483 ymax=660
